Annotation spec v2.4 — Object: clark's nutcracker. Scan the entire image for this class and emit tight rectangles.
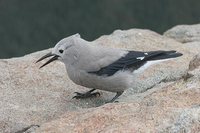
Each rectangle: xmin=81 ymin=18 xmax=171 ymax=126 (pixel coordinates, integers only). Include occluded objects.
xmin=36 ymin=34 xmax=182 ymax=103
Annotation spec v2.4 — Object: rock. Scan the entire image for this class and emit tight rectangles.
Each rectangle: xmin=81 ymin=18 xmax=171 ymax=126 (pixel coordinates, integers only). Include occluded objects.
xmin=0 ymin=28 xmax=199 ymax=132
xmin=189 ymin=53 xmax=200 ymax=71
xmin=164 ymin=24 xmax=200 ymax=43
xmin=37 ymin=80 xmax=200 ymax=133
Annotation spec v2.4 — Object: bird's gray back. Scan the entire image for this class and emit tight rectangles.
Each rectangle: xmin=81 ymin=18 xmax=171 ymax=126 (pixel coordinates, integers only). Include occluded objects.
xmin=72 ymin=43 xmax=128 ymax=72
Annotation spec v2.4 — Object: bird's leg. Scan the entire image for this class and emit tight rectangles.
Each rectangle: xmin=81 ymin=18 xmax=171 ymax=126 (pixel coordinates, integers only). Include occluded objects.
xmin=72 ymin=89 xmax=100 ymax=99
xmin=107 ymin=91 xmax=124 ymax=103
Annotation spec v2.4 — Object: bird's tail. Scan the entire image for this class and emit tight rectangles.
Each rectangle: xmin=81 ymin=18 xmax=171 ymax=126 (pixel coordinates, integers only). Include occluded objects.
xmin=148 ymin=50 xmax=183 ymax=61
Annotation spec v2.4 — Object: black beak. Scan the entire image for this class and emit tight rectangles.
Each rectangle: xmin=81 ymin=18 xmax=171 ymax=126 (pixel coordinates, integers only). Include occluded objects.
xmin=36 ymin=52 xmax=59 ymax=68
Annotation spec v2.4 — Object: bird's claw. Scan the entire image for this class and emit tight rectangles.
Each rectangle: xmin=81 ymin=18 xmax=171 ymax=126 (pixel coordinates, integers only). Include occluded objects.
xmin=72 ymin=92 xmax=100 ymax=99
xmin=74 ymin=92 xmax=82 ymax=95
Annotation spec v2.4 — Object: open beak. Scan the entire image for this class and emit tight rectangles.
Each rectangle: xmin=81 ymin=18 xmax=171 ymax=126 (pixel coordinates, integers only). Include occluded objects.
xmin=36 ymin=52 xmax=59 ymax=68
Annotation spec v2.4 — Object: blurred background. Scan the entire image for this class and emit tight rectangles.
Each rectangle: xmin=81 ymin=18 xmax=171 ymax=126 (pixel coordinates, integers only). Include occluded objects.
xmin=0 ymin=0 xmax=200 ymax=58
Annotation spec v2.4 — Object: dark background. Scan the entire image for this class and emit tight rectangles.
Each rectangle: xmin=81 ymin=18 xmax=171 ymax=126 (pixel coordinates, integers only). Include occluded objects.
xmin=0 ymin=0 xmax=200 ymax=58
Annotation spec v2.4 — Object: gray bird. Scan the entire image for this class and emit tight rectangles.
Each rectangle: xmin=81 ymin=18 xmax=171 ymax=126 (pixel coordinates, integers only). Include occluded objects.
xmin=36 ymin=34 xmax=182 ymax=103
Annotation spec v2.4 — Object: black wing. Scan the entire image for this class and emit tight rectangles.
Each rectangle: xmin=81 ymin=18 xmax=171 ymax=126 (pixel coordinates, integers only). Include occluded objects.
xmin=88 ymin=50 xmax=182 ymax=76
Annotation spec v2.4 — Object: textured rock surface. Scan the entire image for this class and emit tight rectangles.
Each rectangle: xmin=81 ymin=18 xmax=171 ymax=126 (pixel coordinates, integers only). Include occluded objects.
xmin=0 ymin=27 xmax=200 ymax=133
xmin=37 ymin=80 xmax=200 ymax=133
xmin=189 ymin=53 xmax=200 ymax=71
xmin=164 ymin=24 xmax=200 ymax=43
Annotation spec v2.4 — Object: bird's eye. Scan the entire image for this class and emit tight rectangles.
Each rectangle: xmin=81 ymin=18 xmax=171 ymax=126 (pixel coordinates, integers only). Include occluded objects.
xmin=59 ymin=49 xmax=64 ymax=53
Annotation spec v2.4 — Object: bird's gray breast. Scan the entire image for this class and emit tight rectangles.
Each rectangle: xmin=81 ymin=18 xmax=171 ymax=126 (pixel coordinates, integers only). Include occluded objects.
xmin=66 ymin=66 xmax=95 ymax=88
xmin=66 ymin=66 xmax=82 ymax=85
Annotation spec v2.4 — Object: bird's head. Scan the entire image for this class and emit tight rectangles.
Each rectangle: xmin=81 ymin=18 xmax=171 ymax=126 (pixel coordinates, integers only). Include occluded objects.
xmin=36 ymin=33 xmax=81 ymax=68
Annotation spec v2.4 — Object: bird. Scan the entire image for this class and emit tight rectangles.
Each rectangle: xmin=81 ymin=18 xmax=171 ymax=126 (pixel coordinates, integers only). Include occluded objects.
xmin=36 ymin=33 xmax=183 ymax=103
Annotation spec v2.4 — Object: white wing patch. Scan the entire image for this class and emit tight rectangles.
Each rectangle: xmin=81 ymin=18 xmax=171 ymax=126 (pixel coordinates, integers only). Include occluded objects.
xmin=136 ymin=56 xmax=145 ymax=60
xmin=136 ymin=53 xmax=148 ymax=60
xmin=133 ymin=59 xmax=171 ymax=74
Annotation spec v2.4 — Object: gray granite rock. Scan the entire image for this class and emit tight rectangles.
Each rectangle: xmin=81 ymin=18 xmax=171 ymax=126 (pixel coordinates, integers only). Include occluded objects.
xmin=189 ymin=51 xmax=200 ymax=71
xmin=164 ymin=24 xmax=200 ymax=43
xmin=37 ymin=80 xmax=200 ymax=133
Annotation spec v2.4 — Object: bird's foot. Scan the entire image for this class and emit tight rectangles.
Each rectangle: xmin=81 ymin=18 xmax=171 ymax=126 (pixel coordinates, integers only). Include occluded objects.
xmin=72 ymin=89 xmax=100 ymax=99
xmin=105 ymin=100 xmax=119 ymax=104
xmin=105 ymin=91 xmax=123 ymax=103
